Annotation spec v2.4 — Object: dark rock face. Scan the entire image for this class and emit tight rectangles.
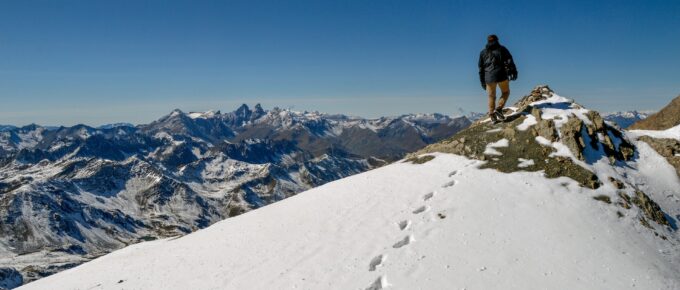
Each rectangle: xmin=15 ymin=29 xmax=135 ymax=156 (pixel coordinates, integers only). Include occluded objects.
xmin=0 ymin=105 xmax=470 ymax=287
xmin=629 ymin=95 xmax=680 ymax=130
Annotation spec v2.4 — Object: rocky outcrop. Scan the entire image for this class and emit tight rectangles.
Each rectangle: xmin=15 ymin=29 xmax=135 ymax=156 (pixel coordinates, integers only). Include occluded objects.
xmin=410 ymin=85 xmax=674 ymax=234
xmin=412 ymin=85 xmax=635 ymax=189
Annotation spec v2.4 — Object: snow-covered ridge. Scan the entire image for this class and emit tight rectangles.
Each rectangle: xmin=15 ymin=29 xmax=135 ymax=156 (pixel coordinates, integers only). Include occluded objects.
xmin=18 ymin=153 xmax=680 ymax=290
xmin=179 ymin=104 xmax=465 ymax=135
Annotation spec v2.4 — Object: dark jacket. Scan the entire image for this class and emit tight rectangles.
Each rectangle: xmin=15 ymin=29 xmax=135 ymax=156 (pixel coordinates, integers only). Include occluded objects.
xmin=478 ymin=41 xmax=516 ymax=84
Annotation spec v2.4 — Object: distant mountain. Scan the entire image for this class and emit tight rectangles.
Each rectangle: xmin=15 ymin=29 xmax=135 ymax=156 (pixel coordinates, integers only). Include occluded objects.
xmin=456 ymin=107 xmax=486 ymax=122
xmin=97 ymin=123 xmax=135 ymax=130
xmin=602 ymin=110 xmax=652 ymax=129
xmin=0 ymin=104 xmax=470 ymax=287
xmin=629 ymin=94 xmax=680 ymax=130
xmin=0 ymin=125 xmax=17 ymax=132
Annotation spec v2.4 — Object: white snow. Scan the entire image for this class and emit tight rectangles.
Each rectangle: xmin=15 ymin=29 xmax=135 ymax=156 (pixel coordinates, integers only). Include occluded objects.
xmin=187 ymin=110 xmax=219 ymax=119
xmin=530 ymin=94 xmax=592 ymax=127
xmin=19 ymin=153 xmax=680 ymax=290
xmin=628 ymin=124 xmax=680 ymax=141
xmin=484 ymin=138 xmax=509 ymax=156
xmin=516 ymin=115 xmax=537 ymax=131
xmin=517 ymin=158 xmax=535 ymax=168
xmin=535 ymin=136 xmax=578 ymax=159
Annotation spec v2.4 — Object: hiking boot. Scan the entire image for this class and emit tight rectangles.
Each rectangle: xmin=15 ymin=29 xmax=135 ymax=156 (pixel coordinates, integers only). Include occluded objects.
xmin=489 ymin=112 xmax=500 ymax=124
xmin=494 ymin=108 xmax=506 ymax=121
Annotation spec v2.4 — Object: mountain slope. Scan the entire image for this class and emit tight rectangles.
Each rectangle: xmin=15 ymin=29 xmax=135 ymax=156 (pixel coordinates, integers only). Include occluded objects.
xmin=629 ymin=94 xmax=680 ymax=130
xmin=628 ymin=125 xmax=680 ymax=178
xmin=17 ymin=87 xmax=680 ymax=290
xmin=17 ymin=153 xmax=680 ymax=290
xmin=0 ymin=105 xmax=470 ymax=287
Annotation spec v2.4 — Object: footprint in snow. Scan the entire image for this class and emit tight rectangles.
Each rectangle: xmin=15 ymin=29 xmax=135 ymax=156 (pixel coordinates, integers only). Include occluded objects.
xmin=368 ymin=254 xmax=386 ymax=271
xmin=365 ymin=276 xmax=390 ymax=290
xmin=423 ymin=191 xmax=435 ymax=201
xmin=442 ymin=180 xmax=457 ymax=188
xmin=393 ymin=235 xmax=414 ymax=248
xmin=449 ymin=170 xmax=458 ymax=177
xmin=412 ymin=205 xmax=430 ymax=215
xmin=397 ymin=220 xmax=411 ymax=231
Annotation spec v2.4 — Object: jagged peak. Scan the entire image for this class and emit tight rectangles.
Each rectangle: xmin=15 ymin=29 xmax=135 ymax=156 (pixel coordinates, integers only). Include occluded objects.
xmin=234 ymin=104 xmax=250 ymax=116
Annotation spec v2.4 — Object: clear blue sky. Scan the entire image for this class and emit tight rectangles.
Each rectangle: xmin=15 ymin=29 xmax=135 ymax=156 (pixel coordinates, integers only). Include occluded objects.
xmin=1 ymin=0 xmax=679 ymax=126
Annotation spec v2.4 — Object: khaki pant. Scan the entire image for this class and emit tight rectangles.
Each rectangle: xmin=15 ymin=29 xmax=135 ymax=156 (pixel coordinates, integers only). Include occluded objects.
xmin=486 ymin=80 xmax=510 ymax=114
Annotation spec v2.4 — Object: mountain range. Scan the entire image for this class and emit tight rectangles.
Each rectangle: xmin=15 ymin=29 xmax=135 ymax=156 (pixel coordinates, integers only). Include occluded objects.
xmin=602 ymin=110 xmax=651 ymax=129
xmin=0 ymin=104 xmax=470 ymax=288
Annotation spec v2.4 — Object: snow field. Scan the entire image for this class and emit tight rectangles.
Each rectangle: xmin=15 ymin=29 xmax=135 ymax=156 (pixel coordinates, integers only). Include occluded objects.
xmin=19 ymin=153 xmax=680 ymax=290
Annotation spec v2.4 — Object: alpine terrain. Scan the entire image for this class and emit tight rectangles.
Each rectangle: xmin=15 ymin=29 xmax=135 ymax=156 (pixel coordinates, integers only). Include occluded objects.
xmin=0 ymin=105 xmax=470 ymax=288
xmin=16 ymin=86 xmax=680 ymax=290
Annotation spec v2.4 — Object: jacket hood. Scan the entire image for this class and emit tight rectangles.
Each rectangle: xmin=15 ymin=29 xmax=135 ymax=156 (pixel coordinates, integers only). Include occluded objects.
xmin=486 ymin=40 xmax=500 ymax=50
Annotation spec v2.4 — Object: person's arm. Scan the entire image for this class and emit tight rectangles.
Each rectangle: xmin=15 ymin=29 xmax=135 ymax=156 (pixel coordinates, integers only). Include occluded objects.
xmin=502 ymin=47 xmax=518 ymax=80
xmin=478 ymin=51 xmax=486 ymax=89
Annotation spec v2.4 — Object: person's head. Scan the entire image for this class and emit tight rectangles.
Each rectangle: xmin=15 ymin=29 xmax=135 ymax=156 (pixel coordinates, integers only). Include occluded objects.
xmin=487 ymin=34 xmax=499 ymax=43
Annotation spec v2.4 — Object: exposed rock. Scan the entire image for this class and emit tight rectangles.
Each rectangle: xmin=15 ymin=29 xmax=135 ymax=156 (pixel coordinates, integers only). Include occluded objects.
xmin=404 ymin=155 xmax=435 ymax=164
xmin=608 ymin=177 xmax=626 ymax=189
xmin=412 ymin=110 xmax=601 ymax=189
xmin=533 ymin=119 xmax=557 ymax=142
xmin=560 ymin=117 xmax=586 ymax=161
xmin=617 ymin=191 xmax=632 ymax=209
xmin=632 ymin=191 xmax=670 ymax=227
xmin=411 ymin=84 xmax=671 ymax=230
xmin=593 ymin=195 xmax=612 ymax=204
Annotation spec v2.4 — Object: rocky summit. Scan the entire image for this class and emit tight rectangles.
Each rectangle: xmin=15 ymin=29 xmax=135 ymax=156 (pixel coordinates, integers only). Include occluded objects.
xmin=412 ymin=85 xmax=676 ymax=233
xmin=0 ymin=105 xmax=470 ymax=288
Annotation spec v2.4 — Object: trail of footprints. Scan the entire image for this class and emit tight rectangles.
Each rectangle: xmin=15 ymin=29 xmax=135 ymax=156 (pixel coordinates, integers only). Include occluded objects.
xmin=365 ymin=169 xmax=460 ymax=289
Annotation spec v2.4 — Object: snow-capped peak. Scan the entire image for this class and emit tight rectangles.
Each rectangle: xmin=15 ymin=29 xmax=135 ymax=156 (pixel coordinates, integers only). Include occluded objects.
xmin=187 ymin=110 xmax=220 ymax=119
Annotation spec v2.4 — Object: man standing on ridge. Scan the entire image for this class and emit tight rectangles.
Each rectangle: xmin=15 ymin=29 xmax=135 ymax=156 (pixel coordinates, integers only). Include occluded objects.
xmin=478 ymin=34 xmax=518 ymax=124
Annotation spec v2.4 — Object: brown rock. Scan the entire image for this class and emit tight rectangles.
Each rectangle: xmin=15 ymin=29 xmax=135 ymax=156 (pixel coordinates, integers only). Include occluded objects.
xmin=533 ymin=119 xmax=557 ymax=142
xmin=560 ymin=117 xmax=585 ymax=161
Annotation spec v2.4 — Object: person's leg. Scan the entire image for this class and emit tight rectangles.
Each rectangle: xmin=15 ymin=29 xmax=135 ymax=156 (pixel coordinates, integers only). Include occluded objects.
xmin=486 ymin=82 xmax=497 ymax=115
xmin=497 ymin=80 xmax=510 ymax=110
